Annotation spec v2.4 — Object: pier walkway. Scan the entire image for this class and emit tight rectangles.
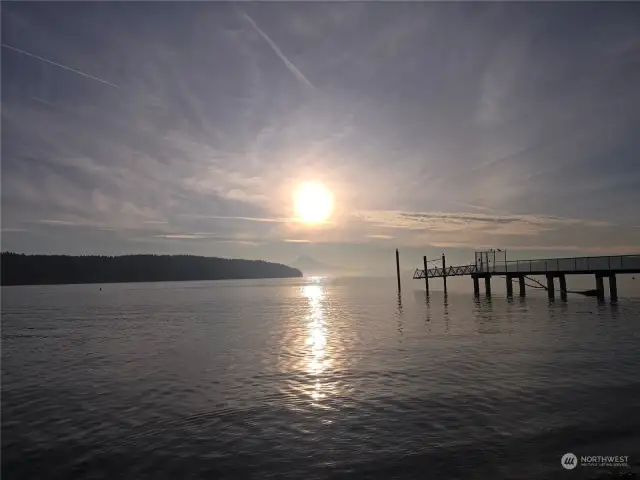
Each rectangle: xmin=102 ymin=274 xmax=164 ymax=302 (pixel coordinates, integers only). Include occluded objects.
xmin=413 ymin=253 xmax=640 ymax=301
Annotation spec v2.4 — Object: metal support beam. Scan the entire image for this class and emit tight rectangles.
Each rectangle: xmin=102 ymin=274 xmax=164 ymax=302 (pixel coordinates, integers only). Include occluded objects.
xmin=485 ymin=276 xmax=491 ymax=296
xmin=559 ymin=274 xmax=567 ymax=301
xmin=506 ymin=276 xmax=513 ymax=297
xmin=595 ymin=274 xmax=605 ymax=301
xmin=546 ymin=274 xmax=555 ymax=300
xmin=609 ymin=274 xmax=618 ymax=302
xmin=423 ymin=256 xmax=429 ymax=296
xmin=473 ymin=277 xmax=480 ymax=296
xmin=519 ymin=276 xmax=526 ymax=297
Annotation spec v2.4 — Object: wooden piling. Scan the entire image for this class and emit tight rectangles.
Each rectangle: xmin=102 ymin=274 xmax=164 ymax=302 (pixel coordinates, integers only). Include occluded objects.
xmin=595 ymin=274 xmax=605 ymax=301
xmin=559 ymin=275 xmax=567 ymax=301
xmin=610 ymin=274 xmax=618 ymax=302
xmin=423 ymin=256 xmax=429 ymax=295
xmin=547 ymin=274 xmax=555 ymax=300
xmin=442 ymin=253 xmax=447 ymax=296
xmin=396 ymin=249 xmax=401 ymax=294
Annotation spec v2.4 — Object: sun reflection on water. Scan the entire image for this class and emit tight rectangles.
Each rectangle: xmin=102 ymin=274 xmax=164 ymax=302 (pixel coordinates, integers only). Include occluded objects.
xmin=301 ymin=282 xmax=333 ymax=404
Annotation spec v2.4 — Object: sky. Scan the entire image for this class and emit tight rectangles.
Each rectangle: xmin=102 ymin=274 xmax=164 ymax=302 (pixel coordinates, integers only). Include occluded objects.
xmin=2 ymin=2 xmax=640 ymax=275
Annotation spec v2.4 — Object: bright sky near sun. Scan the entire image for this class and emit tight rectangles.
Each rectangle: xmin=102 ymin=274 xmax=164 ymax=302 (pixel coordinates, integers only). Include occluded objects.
xmin=2 ymin=2 xmax=640 ymax=273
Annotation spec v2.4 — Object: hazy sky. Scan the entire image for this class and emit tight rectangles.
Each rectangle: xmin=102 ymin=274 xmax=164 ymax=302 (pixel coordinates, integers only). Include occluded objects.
xmin=2 ymin=2 xmax=639 ymax=273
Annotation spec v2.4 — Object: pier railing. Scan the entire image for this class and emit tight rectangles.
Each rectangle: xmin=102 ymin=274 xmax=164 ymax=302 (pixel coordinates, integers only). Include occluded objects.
xmin=413 ymin=254 xmax=640 ymax=279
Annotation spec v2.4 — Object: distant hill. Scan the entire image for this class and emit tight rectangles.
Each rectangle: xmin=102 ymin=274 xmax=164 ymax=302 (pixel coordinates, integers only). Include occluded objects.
xmin=290 ymin=256 xmax=353 ymax=277
xmin=0 ymin=252 xmax=302 ymax=286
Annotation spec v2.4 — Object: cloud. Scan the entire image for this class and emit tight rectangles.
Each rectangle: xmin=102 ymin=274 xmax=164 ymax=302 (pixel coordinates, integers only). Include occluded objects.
xmin=157 ymin=234 xmax=206 ymax=239
xmin=187 ymin=215 xmax=293 ymax=224
xmin=355 ymin=210 xmax=610 ymax=236
xmin=2 ymin=44 xmax=120 ymax=88
xmin=366 ymin=234 xmax=394 ymax=239
xmin=225 ymin=240 xmax=262 ymax=246
xmin=31 ymin=219 xmax=77 ymax=226
xmin=153 ymin=232 xmax=263 ymax=246
xmin=284 ymin=239 xmax=311 ymax=243
xmin=239 ymin=9 xmax=315 ymax=90
xmin=348 ymin=209 xmax=640 ymax=254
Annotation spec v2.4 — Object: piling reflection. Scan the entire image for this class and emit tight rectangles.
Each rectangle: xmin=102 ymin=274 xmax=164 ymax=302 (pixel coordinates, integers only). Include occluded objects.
xmin=396 ymin=293 xmax=404 ymax=339
xmin=425 ymin=294 xmax=431 ymax=323
xmin=443 ymin=294 xmax=450 ymax=333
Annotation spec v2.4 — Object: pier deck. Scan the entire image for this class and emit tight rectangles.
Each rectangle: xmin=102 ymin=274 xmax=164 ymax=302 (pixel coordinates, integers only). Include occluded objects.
xmin=412 ymin=254 xmax=640 ymax=301
xmin=414 ymin=255 xmax=640 ymax=279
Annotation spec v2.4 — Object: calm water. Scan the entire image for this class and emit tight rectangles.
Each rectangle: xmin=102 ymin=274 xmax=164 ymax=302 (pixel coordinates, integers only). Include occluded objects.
xmin=3 ymin=277 xmax=640 ymax=479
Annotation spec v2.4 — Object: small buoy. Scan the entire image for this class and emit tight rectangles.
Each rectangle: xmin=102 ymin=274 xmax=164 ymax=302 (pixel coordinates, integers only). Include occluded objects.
xmin=100 ymin=288 xmax=103 ymax=291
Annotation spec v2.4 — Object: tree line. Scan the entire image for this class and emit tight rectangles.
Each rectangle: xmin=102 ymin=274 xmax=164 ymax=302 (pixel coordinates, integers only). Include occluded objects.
xmin=1 ymin=252 xmax=302 ymax=286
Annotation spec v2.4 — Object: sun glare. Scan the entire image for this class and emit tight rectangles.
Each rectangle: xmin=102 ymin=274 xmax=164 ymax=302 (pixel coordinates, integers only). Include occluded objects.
xmin=293 ymin=181 xmax=334 ymax=224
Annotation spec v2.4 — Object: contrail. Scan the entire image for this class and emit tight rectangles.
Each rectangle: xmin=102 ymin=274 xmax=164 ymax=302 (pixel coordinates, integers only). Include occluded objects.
xmin=239 ymin=11 xmax=315 ymax=90
xmin=2 ymin=44 xmax=120 ymax=89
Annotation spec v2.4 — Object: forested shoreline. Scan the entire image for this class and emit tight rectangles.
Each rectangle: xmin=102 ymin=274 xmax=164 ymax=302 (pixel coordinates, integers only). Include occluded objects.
xmin=1 ymin=253 xmax=302 ymax=286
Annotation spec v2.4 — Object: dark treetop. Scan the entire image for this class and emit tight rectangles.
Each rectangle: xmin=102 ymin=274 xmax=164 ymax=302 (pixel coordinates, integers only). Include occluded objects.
xmin=0 ymin=253 xmax=303 ymax=286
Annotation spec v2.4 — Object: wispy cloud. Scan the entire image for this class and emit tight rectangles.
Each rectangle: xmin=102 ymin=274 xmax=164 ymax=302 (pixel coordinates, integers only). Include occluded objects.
xmin=154 ymin=233 xmax=262 ymax=246
xmin=156 ymin=234 xmax=206 ymax=239
xmin=217 ymin=240 xmax=262 ymax=246
xmin=189 ymin=215 xmax=293 ymax=223
xmin=31 ymin=219 xmax=77 ymax=226
xmin=355 ymin=210 xmax=610 ymax=236
xmin=30 ymin=96 xmax=57 ymax=108
xmin=239 ymin=10 xmax=315 ymax=90
xmin=2 ymin=44 xmax=120 ymax=88
xmin=284 ymin=239 xmax=311 ymax=243
xmin=366 ymin=234 xmax=394 ymax=240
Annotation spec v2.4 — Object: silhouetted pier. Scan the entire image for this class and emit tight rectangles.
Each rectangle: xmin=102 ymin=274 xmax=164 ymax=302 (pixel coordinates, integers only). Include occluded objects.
xmin=411 ymin=251 xmax=640 ymax=301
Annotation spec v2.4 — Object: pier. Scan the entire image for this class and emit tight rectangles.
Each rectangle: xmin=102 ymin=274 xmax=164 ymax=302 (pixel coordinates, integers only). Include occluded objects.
xmin=412 ymin=251 xmax=640 ymax=301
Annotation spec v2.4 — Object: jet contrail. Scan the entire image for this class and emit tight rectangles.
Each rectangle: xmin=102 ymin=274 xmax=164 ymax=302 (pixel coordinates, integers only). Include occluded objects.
xmin=2 ymin=44 xmax=120 ymax=89
xmin=239 ymin=11 xmax=315 ymax=90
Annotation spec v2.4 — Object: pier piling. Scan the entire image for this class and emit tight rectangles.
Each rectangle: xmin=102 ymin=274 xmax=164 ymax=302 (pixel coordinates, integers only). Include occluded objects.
xmin=559 ymin=275 xmax=567 ymax=301
xmin=395 ymin=249 xmax=401 ymax=295
xmin=442 ymin=254 xmax=447 ymax=296
xmin=473 ymin=277 xmax=480 ymax=296
xmin=546 ymin=274 xmax=555 ymax=300
xmin=518 ymin=276 xmax=526 ymax=297
xmin=610 ymin=274 xmax=618 ymax=302
xmin=423 ymin=256 xmax=429 ymax=295
xmin=506 ymin=276 xmax=513 ymax=297
xmin=485 ymin=276 xmax=491 ymax=296
xmin=595 ymin=274 xmax=605 ymax=301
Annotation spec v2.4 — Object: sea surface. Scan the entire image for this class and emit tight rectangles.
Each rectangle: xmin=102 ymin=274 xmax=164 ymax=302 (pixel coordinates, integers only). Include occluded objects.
xmin=2 ymin=277 xmax=640 ymax=479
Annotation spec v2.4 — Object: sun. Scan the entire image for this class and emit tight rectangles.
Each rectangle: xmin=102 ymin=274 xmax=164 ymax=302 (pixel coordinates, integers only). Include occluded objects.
xmin=293 ymin=181 xmax=334 ymax=224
